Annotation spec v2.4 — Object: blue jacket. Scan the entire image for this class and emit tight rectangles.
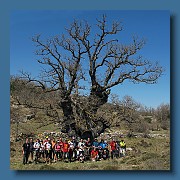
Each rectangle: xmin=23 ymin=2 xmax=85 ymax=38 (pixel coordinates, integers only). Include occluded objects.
xmin=92 ymin=141 xmax=99 ymax=147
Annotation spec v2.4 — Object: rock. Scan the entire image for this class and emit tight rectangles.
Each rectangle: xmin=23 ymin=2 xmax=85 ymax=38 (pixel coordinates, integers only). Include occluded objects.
xmin=26 ymin=114 xmax=35 ymax=120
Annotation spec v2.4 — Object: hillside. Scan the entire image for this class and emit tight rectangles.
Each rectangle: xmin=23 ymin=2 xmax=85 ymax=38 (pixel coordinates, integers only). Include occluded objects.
xmin=10 ymin=96 xmax=170 ymax=170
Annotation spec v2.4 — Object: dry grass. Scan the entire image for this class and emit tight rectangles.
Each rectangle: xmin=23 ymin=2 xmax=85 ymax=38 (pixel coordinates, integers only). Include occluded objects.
xmin=10 ymin=109 xmax=170 ymax=171
xmin=10 ymin=134 xmax=170 ymax=170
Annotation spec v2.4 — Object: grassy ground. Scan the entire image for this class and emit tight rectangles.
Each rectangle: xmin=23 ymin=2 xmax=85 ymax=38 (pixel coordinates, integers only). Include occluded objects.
xmin=10 ymin=110 xmax=170 ymax=170
xmin=10 ymin=133 xmax=170 ymax=170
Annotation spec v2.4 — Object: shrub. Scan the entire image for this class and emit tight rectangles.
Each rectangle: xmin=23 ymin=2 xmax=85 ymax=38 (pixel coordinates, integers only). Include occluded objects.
xmin=144 ymin=117 xmax=152 ymax=123
xmin=161 ymin=120 xmax=170 ymax=130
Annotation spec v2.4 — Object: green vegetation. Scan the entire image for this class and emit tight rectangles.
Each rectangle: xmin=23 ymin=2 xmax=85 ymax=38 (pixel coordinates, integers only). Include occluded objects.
xmin=10 ymin=117 xmax=170 ymax=170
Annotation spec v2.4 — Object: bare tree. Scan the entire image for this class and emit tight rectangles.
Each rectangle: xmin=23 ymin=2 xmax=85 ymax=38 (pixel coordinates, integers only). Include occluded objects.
xmin=16 ymin=14 xmax=163 ymax=138
xmin=68 ymin=15 xmax=163 ymax=112
xmin=155 ymin=103 xmax=170 ymax=130
xmin=19 ymin=25 xmax=90 ymax=136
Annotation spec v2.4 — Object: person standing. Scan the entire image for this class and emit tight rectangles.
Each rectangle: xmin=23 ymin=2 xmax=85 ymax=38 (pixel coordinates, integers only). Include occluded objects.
xmin=54 ymin=140 xmax=61 ymax=162
xmin=33 ymin=138 xmax=41 ymax=164
xmin=22 ymin=138 xmax=30 ymax=165
xmin=84 ymin=137 xmax=92 ymax=158
xmin=119 ymin=139 xmax=126 ymax=157
xmin=29 ymin=138 xmax=34 ymax=163
xmin=71 ymin=136 xmax=77 ymax=159
xmin=44 ymin=138 xmax=52 ymax=164
xmin=109 ymin=138 xmax=116 ymax=159
xmin=39 ymin=139 xmax=45 ymax=162
xmin=59 ymin=138 xmax=64 ymax=160
xmin=63 ymin=139 xmax=69 ymax=161
xmin=51 ymin=138 xmax=56 ymax=161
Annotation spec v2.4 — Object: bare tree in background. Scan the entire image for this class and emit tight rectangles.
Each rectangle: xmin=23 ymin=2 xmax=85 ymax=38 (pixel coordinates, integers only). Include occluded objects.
xmin=16 ymin=14 xmax=163 ymax=138
xmin=155 ymin=103 xmax=170 ymax=130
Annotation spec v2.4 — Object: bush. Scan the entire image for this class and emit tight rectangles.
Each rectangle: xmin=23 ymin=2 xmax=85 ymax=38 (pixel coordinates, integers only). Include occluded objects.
xmin=161 ymin=120 xmax=170 ymax=130
xmin=144 ymin=117 xmax=152 ymax=123
xmin=128 ymin=120 xmax=150 ymax=134
xmin=136 ymin=121 xmax=150 ymax=133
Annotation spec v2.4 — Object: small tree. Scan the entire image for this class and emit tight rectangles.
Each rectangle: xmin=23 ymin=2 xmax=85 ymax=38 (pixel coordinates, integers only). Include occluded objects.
xmin=155 ymin=103 xmax=170 ymax=130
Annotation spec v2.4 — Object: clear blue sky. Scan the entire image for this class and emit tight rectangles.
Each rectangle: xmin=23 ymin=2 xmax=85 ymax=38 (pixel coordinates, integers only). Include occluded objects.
xmin=10 ymin=10 xmax=170 ymax=108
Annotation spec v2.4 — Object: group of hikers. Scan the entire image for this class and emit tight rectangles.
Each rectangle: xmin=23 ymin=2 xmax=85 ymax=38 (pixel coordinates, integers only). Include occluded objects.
xmin=22 ymin=136 xmax=126 ymax=165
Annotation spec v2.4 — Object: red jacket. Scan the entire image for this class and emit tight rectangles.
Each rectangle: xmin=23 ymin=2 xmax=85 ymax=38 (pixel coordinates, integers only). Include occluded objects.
xmin=91 ymin=149 xmax=98 ymax=158
xmin=63 ymin=142 xmax=69 ymax=152
xmin=110 ymin=141 xmax=116 ymax=151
